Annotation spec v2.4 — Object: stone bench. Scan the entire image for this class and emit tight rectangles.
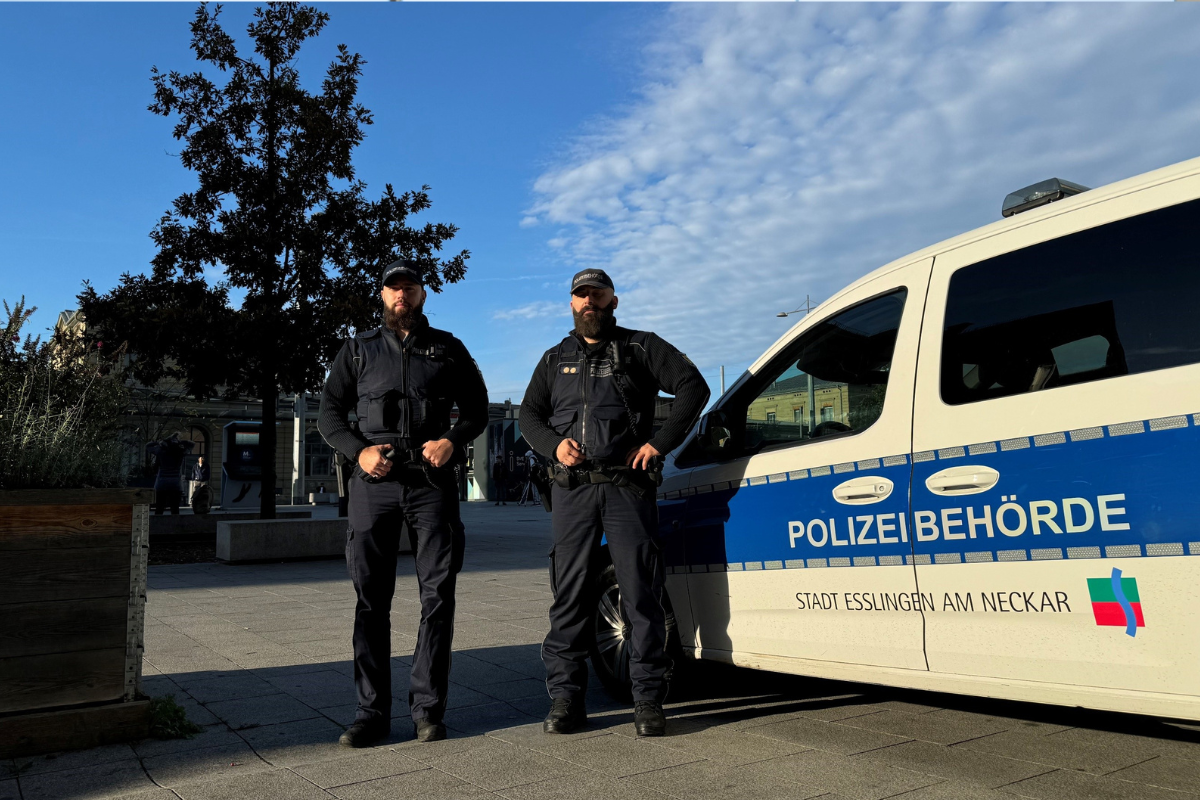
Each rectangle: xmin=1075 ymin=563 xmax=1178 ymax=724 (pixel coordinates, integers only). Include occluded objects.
xmin=216 ymin=518 xmax=413 ymax=563
xmin=216 ymin=518 xmax=348 ymax=563
xmin=308 ymin=493 xmax=336 ymax=505
xmin=151 ymin=510 xmax=312 ymax=541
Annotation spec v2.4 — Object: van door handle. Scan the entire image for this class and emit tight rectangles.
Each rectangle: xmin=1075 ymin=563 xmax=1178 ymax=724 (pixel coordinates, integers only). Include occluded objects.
xmin=925 ymin=465 xmax=1000 ymax=496
xmin=832 ymin=476 xmax=894 ymax=505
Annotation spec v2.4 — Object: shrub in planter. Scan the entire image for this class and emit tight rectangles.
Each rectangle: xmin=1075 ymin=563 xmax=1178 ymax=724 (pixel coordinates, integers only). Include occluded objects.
xmin=0 ymin=299 xmax=128 ymax=490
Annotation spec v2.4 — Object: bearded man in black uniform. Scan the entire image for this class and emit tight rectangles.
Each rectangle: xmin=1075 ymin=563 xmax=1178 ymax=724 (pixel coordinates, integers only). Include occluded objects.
xmin=318 ymin=259 xmax=488 ymax=746
xmin=521 ymin=269 xmax=709 ymax=737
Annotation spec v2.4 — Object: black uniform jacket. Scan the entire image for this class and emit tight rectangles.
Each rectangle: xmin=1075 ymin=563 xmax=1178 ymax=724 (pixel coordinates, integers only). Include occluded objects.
xmin=521 ymin=326 xmax=709 ymax=466
xmin=318 ymin=315 xmax=488 ymax=464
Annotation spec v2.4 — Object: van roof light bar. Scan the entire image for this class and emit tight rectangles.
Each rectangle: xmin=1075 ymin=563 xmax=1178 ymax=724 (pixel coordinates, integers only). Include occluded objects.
xmin=1002 ymin=178 xmax=1090 ymax=218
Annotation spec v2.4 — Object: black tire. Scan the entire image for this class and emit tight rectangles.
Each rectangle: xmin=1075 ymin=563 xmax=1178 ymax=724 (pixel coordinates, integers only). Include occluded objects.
xmin=588 ymin=560 xmax=679 ymax=701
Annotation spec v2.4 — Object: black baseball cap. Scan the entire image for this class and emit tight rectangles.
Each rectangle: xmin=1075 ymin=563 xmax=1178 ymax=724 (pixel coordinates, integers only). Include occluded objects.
xmin=571 ymin=268 xmax=615 ymax=293
xmin=381 ymin=259 xmax=424 ymax=288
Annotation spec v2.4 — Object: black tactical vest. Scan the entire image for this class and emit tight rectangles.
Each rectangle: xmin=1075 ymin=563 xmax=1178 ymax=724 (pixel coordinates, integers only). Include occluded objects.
xmin=349 ymin=321 xmax=457 ymax=444
xmin=547 ymin=328 xmax=655 ymax=464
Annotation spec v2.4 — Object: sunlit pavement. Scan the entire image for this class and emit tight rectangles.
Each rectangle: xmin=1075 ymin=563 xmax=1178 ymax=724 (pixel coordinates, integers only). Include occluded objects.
xmin=4 ymin=503 xmax=1200 ymax=800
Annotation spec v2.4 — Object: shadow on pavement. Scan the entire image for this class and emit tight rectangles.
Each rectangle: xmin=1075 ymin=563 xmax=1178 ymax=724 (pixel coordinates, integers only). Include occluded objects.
xmin=8 ymin=642 xmax=1200 ymax=799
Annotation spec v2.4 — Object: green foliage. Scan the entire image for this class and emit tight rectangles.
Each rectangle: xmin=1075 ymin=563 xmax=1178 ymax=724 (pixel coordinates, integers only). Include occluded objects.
xmin=0 ymin=299 xmax=128 ymax=490
xmin=78 ymin=2 xmax=469 ymax=400
xmin=78 ymin=2 xmax=469 ymax=517
xmin=149 ymin=694 xmax=203 ymax=740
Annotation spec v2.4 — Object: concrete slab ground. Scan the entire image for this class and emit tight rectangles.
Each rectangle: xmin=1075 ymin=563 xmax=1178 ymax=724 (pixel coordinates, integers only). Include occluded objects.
xmin=6 ymin=502 xmax=1200 ymax=799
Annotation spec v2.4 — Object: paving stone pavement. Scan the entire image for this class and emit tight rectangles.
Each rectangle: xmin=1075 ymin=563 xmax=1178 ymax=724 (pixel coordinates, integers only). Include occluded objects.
xmin=5 ymin=503 xmax=1200 ymax=799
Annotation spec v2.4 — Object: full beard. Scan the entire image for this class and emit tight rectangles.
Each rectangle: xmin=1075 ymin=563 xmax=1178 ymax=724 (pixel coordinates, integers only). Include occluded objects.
xmin=573 ymin=305 xmax=617 ymax=340
xmin=384 ymin=301 xmax=424 ymax=334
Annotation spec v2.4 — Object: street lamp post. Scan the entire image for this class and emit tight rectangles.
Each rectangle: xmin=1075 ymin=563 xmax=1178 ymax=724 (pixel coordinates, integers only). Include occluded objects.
xmin=777 ymin=294 xmax=817 ymax=319
xmin=777 ymin=295 xmax=818 ymax=433
xmin=292 ymin=392 xmax=307 ymax=505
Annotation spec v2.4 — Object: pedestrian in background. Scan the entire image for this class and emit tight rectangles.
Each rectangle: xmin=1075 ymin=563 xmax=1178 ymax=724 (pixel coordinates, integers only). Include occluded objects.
xmin=492 ymin=453 xmax=508 ymax=506
xmin=190 ymin=455 xmax=210 ymax=483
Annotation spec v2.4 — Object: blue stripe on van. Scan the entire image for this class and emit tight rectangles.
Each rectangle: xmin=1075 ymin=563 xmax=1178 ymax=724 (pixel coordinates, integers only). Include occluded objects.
xmin=668 ymin=412 xmax=1199 ymax=569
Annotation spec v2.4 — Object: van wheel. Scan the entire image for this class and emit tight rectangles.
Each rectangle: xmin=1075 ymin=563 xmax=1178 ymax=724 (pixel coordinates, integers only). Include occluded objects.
xmin=589 ymin=561 xmax=678 ymax=701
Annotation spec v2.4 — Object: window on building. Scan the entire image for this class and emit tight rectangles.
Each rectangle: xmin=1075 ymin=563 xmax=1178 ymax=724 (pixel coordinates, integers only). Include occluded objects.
xmin=942 ymin=198 xmax=1200 ymax=405
xmin=305 ymin=430 xmax=334 ymax=476
xmin=186 ymin=426 xmax=208 ymax=456
xmin=765 ymin=411 xmax=777 ymax=423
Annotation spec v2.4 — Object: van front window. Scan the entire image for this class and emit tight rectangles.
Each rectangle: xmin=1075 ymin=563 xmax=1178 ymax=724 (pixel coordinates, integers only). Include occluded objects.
xmin=740 ymin=289 xmax=906 ymax=454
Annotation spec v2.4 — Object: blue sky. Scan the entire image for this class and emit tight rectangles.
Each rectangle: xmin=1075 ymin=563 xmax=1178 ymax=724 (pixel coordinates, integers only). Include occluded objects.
xmin=3 ymin=3 xmax=1199 ymax=405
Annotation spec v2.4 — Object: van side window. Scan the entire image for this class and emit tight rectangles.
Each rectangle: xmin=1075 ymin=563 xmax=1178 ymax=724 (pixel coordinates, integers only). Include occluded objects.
xmin=942 ymin=198 xmax=1200 ymax=405
xmin=680 ymin=290 xmax=907 ymax=465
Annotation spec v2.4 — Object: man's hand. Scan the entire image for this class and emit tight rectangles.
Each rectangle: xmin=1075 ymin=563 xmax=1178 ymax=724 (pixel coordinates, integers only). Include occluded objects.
xmin=422 ymin=439 xmax=455 ymax=468
xmin=625 ymin=442 xmax=662 ymax=470
xmin=556 ymin=438 xmax=584 ymax=467
xmin=358 ymin=445 xmax=393 ymax=479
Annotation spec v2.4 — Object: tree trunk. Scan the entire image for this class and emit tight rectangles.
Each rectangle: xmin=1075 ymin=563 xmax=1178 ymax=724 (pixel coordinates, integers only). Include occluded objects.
xmin=260 ymin=380 xmax=277 ymax=520
xmin=259 ymin=57 xmax=280 ymax=523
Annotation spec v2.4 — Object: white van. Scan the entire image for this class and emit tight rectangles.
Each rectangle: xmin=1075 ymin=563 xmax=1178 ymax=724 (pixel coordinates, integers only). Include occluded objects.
xmin=590 ymin=156 xmax=1200 ymax=721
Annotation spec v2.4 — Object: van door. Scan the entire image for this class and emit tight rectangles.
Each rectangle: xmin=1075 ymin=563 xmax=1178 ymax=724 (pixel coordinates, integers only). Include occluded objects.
xmin=675 ymin=260 xmax=931 ymax=670
xmin=911 ymin=186 xmax=1200 ymax=696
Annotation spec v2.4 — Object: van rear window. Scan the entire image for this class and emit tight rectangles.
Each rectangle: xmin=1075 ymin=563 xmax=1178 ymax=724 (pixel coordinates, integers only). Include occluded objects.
xmin=941 ymin=197 xmax=1200 ymax=405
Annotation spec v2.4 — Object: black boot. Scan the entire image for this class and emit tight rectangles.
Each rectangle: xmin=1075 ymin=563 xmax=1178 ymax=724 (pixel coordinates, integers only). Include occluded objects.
xmin=633 ymin=701 xmax=666 ymax=737
xmin=339 ymin=718 xmax=389 ymax=747
xmin=414 ymin=718 xmax=447 ymax=742
xmin=543 ymin=698 xmax=587 ymax=734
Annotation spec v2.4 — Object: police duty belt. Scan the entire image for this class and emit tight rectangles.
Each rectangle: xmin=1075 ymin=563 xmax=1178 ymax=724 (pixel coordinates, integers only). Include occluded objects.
xmin=547 ymin=461 xmax=662 ymax=499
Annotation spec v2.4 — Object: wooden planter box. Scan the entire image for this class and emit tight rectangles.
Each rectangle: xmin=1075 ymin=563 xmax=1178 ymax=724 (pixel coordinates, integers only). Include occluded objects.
xmin=0 ymin=488 xmax=153 ymax=758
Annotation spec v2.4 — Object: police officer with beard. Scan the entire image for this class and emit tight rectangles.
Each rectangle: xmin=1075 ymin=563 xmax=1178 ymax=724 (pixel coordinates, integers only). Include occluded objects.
xmin=318 ymin=259 xmax=488 ymax=746
xmin=521 ymin=269 xmax=709 ymax=737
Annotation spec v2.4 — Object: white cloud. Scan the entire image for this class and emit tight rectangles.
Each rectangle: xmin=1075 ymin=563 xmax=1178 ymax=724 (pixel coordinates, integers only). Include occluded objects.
xmin=526 ymin=4 xmax=1200 ymax=379
xmin=492 ymin=300 xmax=571 ymax=322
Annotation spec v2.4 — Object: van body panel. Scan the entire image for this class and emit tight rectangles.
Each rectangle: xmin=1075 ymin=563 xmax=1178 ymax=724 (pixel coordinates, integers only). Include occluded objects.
xmin=678 ymin=260 xmax=933 ymax=669
xmin=909 ymin=171 xmax=1200 ymax=697
xmin=686 ymin=645 xmax=1200 ymax=722
xmin=658 ymin=470 xmax=696 ymax=648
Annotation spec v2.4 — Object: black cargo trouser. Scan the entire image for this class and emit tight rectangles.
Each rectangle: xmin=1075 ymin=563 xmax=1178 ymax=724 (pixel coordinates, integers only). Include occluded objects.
xmin=153 ymin=478 xmax=182 ymax=515
xmin=542 ymin=482 xmax=669 ymax=704
xmin=347 ymin=469 xmax=465 ymax=725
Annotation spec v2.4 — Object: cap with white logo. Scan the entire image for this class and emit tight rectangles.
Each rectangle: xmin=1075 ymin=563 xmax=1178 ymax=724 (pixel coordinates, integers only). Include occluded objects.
xmin=571 ymin=269 xmax=614 ymax=293
xmin=381 ymin=259 xmax=424 ymax=288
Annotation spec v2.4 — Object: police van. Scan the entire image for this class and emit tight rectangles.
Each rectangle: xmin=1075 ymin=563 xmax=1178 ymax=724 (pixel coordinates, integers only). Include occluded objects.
xmin=590 ymin=156 xmax=1200 ymax=721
